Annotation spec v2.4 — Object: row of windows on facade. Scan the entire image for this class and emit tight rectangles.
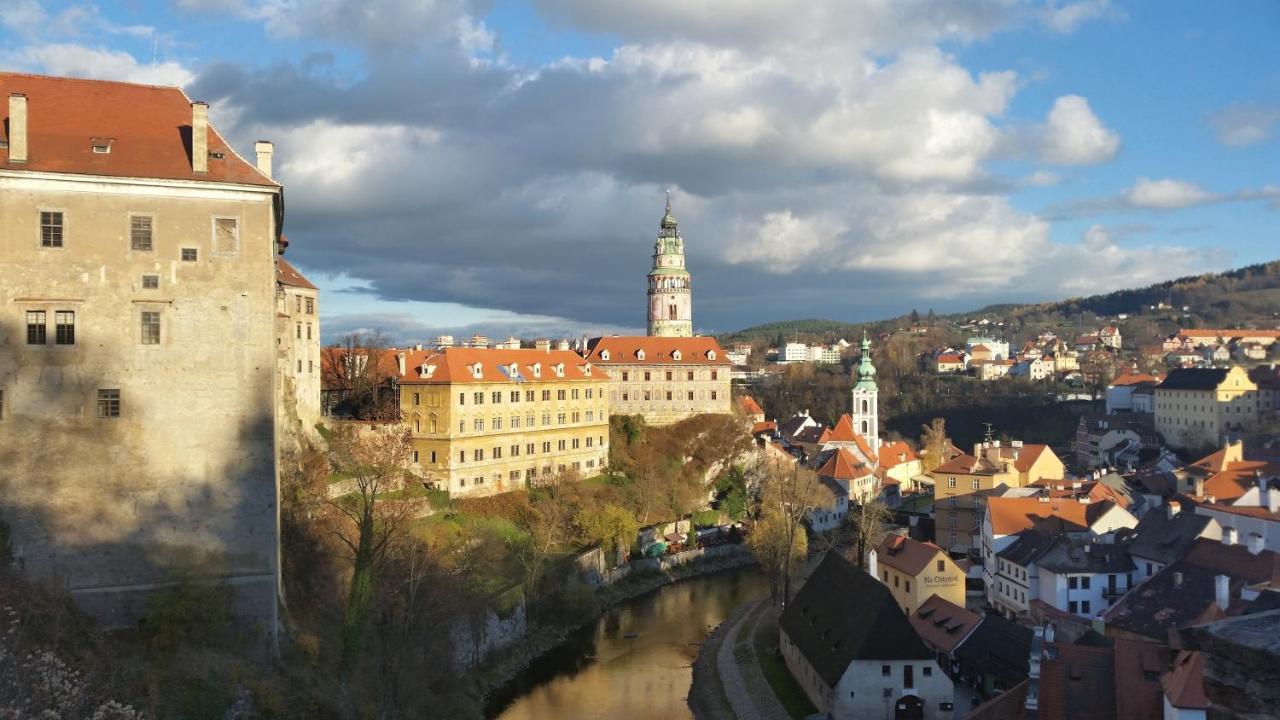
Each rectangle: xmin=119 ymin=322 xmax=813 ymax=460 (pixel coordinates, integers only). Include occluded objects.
xmin=37 ymin=211 xmax=240 ymax=255
xmin=410 ymin=410 xmax=601 ymax=434
xmin=291 ymin=295 xmax=316 ymax=315
xmin=447 ymin=387 xmax=600 ymax=406
xmin=447 ymin=435 xmax=607 ymax=464
xmin=618 ymin=369 xmax=719 ymax=382
xmin=1157 ymin=403 xmax=1254 ymax=413
xmin=618 ymin=389 xmax=719 ymax=402
xmin=26 ymin=310 xmax=161 ymax=345
xmin=945 ymin=477 xmax=984 ymax=489
xmin=295 ymin=322 xmax=314 ymax=341
xmin=447 ymin=458 xmax=603 ymax=488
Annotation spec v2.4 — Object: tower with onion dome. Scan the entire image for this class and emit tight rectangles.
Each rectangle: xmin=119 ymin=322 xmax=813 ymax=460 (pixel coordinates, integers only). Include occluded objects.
xmin=647 ymin=191 xmax=693 ymax=337
xmin=852 ymin=332 xmax=880 ymax=451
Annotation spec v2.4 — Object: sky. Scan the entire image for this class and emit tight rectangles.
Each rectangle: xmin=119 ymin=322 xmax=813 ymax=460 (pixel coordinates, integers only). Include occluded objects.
xmin=3 ymin=0 xmax=1278 ymax=344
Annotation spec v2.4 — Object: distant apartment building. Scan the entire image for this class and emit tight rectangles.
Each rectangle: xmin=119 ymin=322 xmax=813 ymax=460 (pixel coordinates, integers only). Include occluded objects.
xmin=967 ymin=337 xmax=1009 ymax=361
xmin=0 ymin=73 xmax=282 ymax=630
xmin=1154 ymin=366 xmax=1260 ymax=449
xmin=277 ymin=257 xmax=321 ymax=443
xmin=582 ymin=336 xmax=731 ymax=425
xmin=930 ymin=440 xmax=1066 ymax=553
xmin=397 ymin=347 xmax=610 ymax=496
xmin=1177 ymin=328 xmax=1280 ymax=349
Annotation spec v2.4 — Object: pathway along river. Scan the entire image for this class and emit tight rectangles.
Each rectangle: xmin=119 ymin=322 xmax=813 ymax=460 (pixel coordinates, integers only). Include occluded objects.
xmin=488 ymin=567 xmax=768 ymax=720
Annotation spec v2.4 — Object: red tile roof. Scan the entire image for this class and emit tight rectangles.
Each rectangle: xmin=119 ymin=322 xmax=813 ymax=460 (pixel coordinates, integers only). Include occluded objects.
xmin=738 ymin=395 xmax=764 ymax=416
xmin=985 ymin=496 xmax=1114 ymax=536
xmin=1112 ymin=638 xmax=1168 ymax=720
xmin=878 ymin=440 xmax=919 ymax=469
xmin=817 ymin=448 xmax=870 ymax=481
xmin=751 ymin=420 xmax=777 ymax=435
xmin=277 ymin=257 xmax=317 ymax=290
xmin=826 ymin=414 xmax=876 ymax=458
xmin=583 ymin=336 xmax=730 ymax=365
xmin=874 ymin=534 xmax=948 ymax=576
xmin=1 ymin=72 xmax=275 ymax=186
xmin=1110 ymin=372 xmax=1161 ymax=386
xmin=933 ymin=453 xmax=981 ymax=474
xmin=399 ymin=347 xmax=605 ymax=385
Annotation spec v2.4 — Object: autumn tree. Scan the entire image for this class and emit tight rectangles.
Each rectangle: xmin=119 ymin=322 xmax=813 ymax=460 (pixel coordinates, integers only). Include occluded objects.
xmin=748 ymin=459 xmax=826 ymax=605
xmin=327 ymin=422 xmax=415 ymax=677
xmin=575 ymin=503 xmax=639 ymax=566
xmin=919 ymin=418 xmax=949 ymax=472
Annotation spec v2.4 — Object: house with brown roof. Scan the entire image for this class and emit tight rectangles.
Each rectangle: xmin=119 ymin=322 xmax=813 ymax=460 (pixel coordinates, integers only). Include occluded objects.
xmin=0 ymin=72 xmax=283 ymax=633
xmin=582 ymin=335 xmax=731 ymax=425
xmin=870 ymin=533 xmax=967 ymax=614
xmin=737 ymin=394 xmax=765 ymax=423
xmin=277 ymin=256 xmax=321 ymax=442
xmin=981 ymin=496 xmax=1136 ymax=612
xmin=932 ymin=439 xmax=1066 ymax=554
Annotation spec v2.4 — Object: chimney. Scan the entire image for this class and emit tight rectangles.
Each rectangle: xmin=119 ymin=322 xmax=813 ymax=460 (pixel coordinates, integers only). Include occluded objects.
xmin=1260 ymin=472 xmax=1277 ymax=513
xmin=254 ymin=140 xmax=273 ymax=178
xmin=7 ymin=93 xmax=27 ymax=163
xmin=1173 ymin=571 xmax=1183 ymax=588
xmin=535 ymin=338 xmax=551 ymax=352
xmin=1247 ymin=533 xmax=1264 ymax=555
xmin=1215 ymin=574 xmax=1230 ymax=612
xmin=1167 ymin=501 xmax=1181 ymax=519
xmin=396 ymin=352 xmax=406 ymax=377
xmin=1222 ymin=527 xmax=1238 ymax=546
xmin=1194 ymin=477 xmax=1205 ymax=497
xmin=867 ymin=548 xmax=878 ymax=581
xmin=191 ymin=101 xmax=209 ymax=173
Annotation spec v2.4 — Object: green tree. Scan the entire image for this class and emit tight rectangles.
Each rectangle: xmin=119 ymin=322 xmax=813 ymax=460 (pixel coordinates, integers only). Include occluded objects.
xmin=748 ymin=459 xmax=824 ymax=604
xmin=575 ymin=503 xmax=639 ymax=565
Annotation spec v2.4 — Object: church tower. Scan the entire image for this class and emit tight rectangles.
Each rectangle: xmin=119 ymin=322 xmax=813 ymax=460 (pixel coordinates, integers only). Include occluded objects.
xmin=851 ymin=332 xmax=880 ymax=452
xmin=647 ymin=192 xmax=693 ymax=337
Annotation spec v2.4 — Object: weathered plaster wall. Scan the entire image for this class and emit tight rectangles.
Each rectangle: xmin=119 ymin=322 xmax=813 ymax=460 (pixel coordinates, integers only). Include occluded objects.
xmin=0 ymin=175 xmax=280 ymax=631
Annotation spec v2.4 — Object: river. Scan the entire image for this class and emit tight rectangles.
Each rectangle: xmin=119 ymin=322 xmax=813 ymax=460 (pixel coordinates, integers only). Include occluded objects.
xmin=488 ymin=567 xmax=768 ymax=720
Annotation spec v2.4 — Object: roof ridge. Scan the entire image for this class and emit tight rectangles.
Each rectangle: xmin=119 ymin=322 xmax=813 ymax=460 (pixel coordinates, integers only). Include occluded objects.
xmin=0 ymin=70 xmax=183 ymax=91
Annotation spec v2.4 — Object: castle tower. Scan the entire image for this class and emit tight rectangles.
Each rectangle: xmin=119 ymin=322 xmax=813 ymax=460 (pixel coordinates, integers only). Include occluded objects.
xmin=852 ymin=332 xmax=880 ymax=452
xmin=647 ymin=192 xmax=693 ymax=337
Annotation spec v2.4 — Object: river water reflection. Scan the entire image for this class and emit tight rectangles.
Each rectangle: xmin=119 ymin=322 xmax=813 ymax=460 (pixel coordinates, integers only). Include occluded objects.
xmin=489 ymin=567 xmax=767 ymax=720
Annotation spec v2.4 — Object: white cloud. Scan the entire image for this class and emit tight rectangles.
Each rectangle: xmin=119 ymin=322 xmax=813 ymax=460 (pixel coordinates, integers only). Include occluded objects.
xmin=1124 ymin=178 xmax=1217 ymax=209
xmin=4 ymin=44 xmax=194 ymax=87
xmin=1024 ymin=170 xmax=1062 ymax=186
xmin=725 ymin=211 xmax=847 ymax=273
xmin=1036 ymin=95 xmax=1120 ymax=165
xmin=1041 ymin=0 xmax=1116 ymax=34
xmin=1207 ymin=102 xmax=1280 ymax=147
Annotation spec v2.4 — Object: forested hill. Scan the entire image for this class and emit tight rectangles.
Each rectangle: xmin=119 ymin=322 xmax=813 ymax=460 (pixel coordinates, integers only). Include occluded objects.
xmin=721 ymin=259 xmax=1280 ymax=346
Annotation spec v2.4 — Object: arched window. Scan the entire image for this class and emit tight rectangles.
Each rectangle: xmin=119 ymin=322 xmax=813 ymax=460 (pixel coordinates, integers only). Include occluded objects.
xmin=861 ymin=399 xmax=869 ymax=413
xmin=669 ymin=304 xmax=677 ymax=319
xmin=862 ymin=420 xmax=869 ymax=434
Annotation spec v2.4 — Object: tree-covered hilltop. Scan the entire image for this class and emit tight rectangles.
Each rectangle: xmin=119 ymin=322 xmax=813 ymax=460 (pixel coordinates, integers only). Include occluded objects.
xmin=720 ymin=258 xmax=1280 ymax=349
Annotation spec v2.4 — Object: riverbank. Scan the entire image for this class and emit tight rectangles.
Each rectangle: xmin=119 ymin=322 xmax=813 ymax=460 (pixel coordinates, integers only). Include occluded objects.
xmin=461 ymin=544 xmax=758 ymax=719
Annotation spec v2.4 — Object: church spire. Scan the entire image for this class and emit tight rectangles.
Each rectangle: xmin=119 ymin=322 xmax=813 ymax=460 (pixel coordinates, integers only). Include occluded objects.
xmin=855 ymin=332 xmax=877 ymax=390
xmin=647 ymin=190 xmax=692 ymax=337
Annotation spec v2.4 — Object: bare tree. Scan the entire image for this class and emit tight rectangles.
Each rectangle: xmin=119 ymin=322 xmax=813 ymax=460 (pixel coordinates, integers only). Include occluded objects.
xmin=849 ymin=498 xmax=895 ymax=570
xmin=327 ymin=422 xmax=415 ymax=677
xmin=919 ymin=418 xmax=949 ymax=473
xmin=324 ymin=332 xmax=400 ymax=420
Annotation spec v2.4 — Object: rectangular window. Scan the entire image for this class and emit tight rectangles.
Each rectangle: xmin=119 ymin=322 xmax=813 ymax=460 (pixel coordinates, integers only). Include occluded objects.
xmin=527 ymin=443 xmax=535 ymax=455
xmin=1081 ymin=600 xmax=1091 ymax=614
xmin=213 ymin=217 xmax=239 ymax=254
xmin=0 ymin=389 xmax=4 ymax=420
xmin=305 ymin=297 xmax=314 ymax=314
xmin=572 ymin=438 xmax=580 ymax=449
xmin=511 ymin=391 xmax=520 ymax=402
xmin=972 ymin=478 xmax=980 ymax=490
xmin=688 ymin=391 xmax=694 ymax=400
xmin=1068 ymin=600 xmax=1078 ymax=614
xmin=493 ymin=447 xmax=502 ymax=459
xmin=412 ymin=450 xmax=419 ymax=463
xmin=903 ymin=664 xmax=914 ymax=689
xmin=459 ymin=450 xmax=465 ymax=463
xmin=26 ymin=310 xmax=46 ymax=345
xmin=306 ymin=324 xmax=312 ymax=340
xmin=430 ymin=451 xmax=437 ymax=464
xmin=140 ymin=311 xmax=161 ymax=345
xmin=557 ymin=389 xmax=567 ymax=400
xmin=130 ymin=215 xmax=153 ymax=251
xmin=51 ymin=310 xmax=76 ymax=345
xmin=142 ymin=274 xmax=160 ymax=289
xmin=1068 ymin=576 xmax=1078 ymax=589
xmin=474 ymin=449 xmax=484 ymax=461
xmin=474 ymin=419 xmax=484 ymax=431
xmin=181 ymin=247 xmax=198 ymax=262
xmin=413 ymin=392 xmax=420 ymax=406
xmin=937 ymin=560 xmax=945 ymax=572
xmin=542 ymin=390 xmax=551 ymax=401
xmin=666 ymin=371 xmax=673 ymax=381
xmin=558 ymin=440 xmax=566 ymax=451
xmin=525 ymin=390 xmax=535 ymax=402
xmin=542 ymin=441 xmax=551 ymax=453
xmin=493 ymin=417 xmax=502 ymax=430
xmin=1081 ymin=577 xmax=1091 ymax=589
xmin=572 ymin=389 xmax=580 ymax=399
xmin=511 ymin=445 xmax=520 ymax=457
xmin=492 ymin=391 xmax=502 ymax=404
xmin=557 ymin=412 xmax=566 ymax=424
xmin=687 ymin=371 xmax=694 ymax=381
xmin=474 ymin=392 xmax=484 ymax=404
xmin=711 ymin=391 xmax=718 ymax=401
xmin=97 ymin=389 xmax=120 ymax=418
xmin=644 ymin=371 xmax=651 ymax=381
xmin=40 ymin=211 xmax=64 ymax=248
xmin=711 ymin=371 xmax=718 ymax=381
xmin=621 ymin=372 xmax=629 ymax=382
xmin=881 ymin=665 xmax=890 ymax=676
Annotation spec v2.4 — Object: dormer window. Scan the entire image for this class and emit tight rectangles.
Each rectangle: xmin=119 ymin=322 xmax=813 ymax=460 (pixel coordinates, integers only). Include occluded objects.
xmin=636 ymin=349 xmax=646 ymax=361
xmin=532 ymin=363 xmax=542 ymax=378
xmin=707 ymin=350 xmax=717 ymax=360
xmin=600 ymin=350 xmax=611 ymax=361
xmin=508 ymin=362 xmax=519 ymax=375
xmin=582 ymin=364 xmax=592 ymax=376
xmin=553 ymin=363 xmax=565 ymax=377
xmin=420 ymin=364 xmax=436 ymax=378
xmin=672 ymin=350 xmax=682 ymax=361
xmin=91 ymin=138 xmax=113 ymax=154
xmin=470 ymin=363 xmax=483 ymax=379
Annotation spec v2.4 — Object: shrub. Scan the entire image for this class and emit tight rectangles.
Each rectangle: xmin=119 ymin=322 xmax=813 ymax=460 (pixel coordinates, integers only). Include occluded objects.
xmin=140 ymin=580 xmax=233 ymax=655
